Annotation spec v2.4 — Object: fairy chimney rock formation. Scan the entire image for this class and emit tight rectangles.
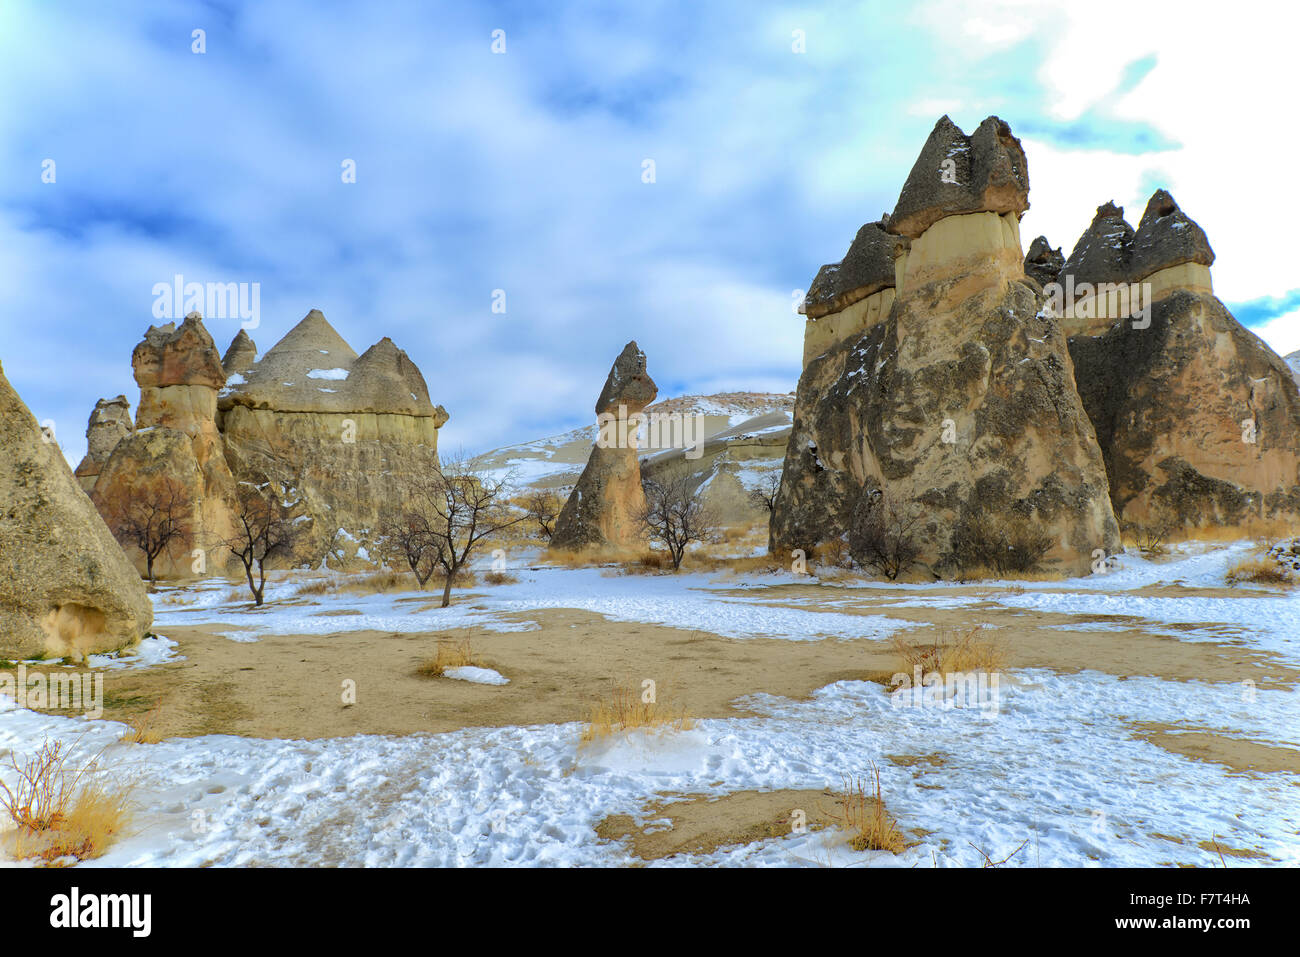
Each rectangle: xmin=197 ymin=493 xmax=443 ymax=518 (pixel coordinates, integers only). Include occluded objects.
xmin=73 ymin=395 xmax=133 ymax=492
xmin=887 ymin=115 xmax=1029 ymax=240
xmin=92 ymin=312 xmax=238 ymax=578
xmin=221 ymin=329 xmax=257 ymax=379
xmin=1023 ymin=236 xmax=1064 ymax=290
xmin=1065 ymin=192 xmax=1300 ymax=530
xmin=551 ymin=342 xmax=658 ymax=552
xmin=772 ymin=115 xmax=1120 ymax=576
xmin=216 ymin=309 xmax=449 ymax=563
xmin=1055 ymin=193 xmax=1215 ymax=335
xmin=0 ymin=360 xmax=153 ymax=660
xmin=800 ymin=220 xmax=905 ymax=368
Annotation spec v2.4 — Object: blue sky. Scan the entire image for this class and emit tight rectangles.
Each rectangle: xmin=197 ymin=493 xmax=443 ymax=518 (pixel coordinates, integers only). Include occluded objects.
xmin=1 ymin=0 xmax=1296 ymax=466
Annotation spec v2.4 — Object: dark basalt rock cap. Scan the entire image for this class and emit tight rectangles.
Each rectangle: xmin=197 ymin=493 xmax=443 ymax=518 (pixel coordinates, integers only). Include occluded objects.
xmin=1024 ymin=235 xmax=1064 ymax=289
xmin=1130 ymin=189 xmax=1214 ymax=278
xmin=803 ymin=220 xmax=906 ymax=319
xmin=888 ymin=115 xmax=1030 ymax=240
xmin=595 ymin=341 xmax=658 ymax=415
xmin=1058 ymin=202 xmax=1135 ymax=288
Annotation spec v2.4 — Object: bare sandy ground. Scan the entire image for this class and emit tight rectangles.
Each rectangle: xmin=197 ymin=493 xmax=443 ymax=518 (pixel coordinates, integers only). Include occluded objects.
xmin=34 ymin=582 xmax=1298 ymax=782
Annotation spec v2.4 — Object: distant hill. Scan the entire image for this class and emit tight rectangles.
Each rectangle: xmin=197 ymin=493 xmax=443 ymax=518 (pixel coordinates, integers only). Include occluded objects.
xmin=472 ymin=392 xmax=794 ymax=522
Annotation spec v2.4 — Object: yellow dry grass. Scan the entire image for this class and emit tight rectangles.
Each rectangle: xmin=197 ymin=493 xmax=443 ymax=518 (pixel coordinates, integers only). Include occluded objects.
xmin=122 ymin=702 xmax=165 ymax=744
xmin=1225 ymin=555 xmax=1293 ymax=587
xmin=0 ymin=741 xmax=132 ymax=865
xmin=417 ymin=638 xmax=480 ymax=677
xmin=580 ymin=682 xmax=694 ymax=744
xmin=893 ymin=625 xmax=1006 ymax=679
xmin=831 ymin=765 xmax=906 ymax=854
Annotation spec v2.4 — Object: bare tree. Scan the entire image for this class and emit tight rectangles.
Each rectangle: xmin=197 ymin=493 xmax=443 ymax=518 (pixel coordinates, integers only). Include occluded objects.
xmin=97 ymin=477 xmax=193 ymax=585
xmin=638 ymin=475 xmax=719 ymax=571
xmin=408 ymin=454 xmax=526 ymax=607
xmin=379 ymin=513 xmax=439 ymax=587
xmin=522 ymin=488 xmax=565 ymax=541
xmin=222 ymin=484 xmax=302 ymax=606
xmin=748 ymin=472 xmax=782 ymax=514
xmin=847 ymin=488 xmax=923 ymax=581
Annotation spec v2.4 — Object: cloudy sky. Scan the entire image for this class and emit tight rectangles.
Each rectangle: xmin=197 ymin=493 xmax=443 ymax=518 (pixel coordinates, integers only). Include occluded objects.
xmin=2 ymin=0 xmax=1296 ymax=467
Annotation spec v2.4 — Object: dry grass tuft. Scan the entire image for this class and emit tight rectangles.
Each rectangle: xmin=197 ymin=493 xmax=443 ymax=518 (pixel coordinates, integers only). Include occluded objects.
xmin=832 ymin=765 xmax=906 ymax=854
xmin=893 ymin=625 xmax=1006 ymax=679
xmin=580 ymin=682 xmax=694 ymax=744
xmin=417 ymin=638 xmax=480 ymax=677
xmin=484 ymin=570 xmax=518 ymax=585
xmin=122 ymin=702 xmax=165 ymax=744
xmin=1225 ymin=556 xmax=1293 ymax=587
xmin=0 ymin=741 xmax=131 ymax=864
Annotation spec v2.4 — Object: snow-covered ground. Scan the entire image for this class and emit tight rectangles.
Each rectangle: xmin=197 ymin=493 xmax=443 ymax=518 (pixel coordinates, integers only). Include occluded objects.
xmin=1 ymin=542 xmax=1297 ymax=867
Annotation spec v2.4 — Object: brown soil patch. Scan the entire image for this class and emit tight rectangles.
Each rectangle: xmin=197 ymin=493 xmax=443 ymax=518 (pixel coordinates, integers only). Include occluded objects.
xmin=594 ymin=789 xmax=837 ymax=861
xmin=1129 ymin=722 xmax=1300 ymax=774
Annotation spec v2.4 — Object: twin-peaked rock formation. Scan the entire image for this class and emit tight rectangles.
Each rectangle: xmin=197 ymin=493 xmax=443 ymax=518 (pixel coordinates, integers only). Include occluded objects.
xmin=1 ymin=361 xmax=153 ymax=659
xmin=218 ymin=309 xmax=448 ymax=561
xmin=774 ymin=115 xmax=1300 ymax=575
xmin=551 ymin=342 xmax=658 ymax=552
xmin=1061 ymin=194 xmax=1300 ymax=528
xmin=81 ymin=309 xmax=447 ymax=576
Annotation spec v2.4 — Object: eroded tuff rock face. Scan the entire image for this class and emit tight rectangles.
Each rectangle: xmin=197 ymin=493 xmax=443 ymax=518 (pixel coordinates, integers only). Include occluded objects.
xmin=0 ymin=361 xmax=152 ymax=660
xmin=551 ymin=342 xmax=658 ymax=552
xmin=887 ymin=115 xmax=1029 ymax=240
xmin=773 ymin=115 xmax=1120 ymax=576
xmin=221 ymin=329 xmax=257 ymax=378
xmin=92 ymin=313 xmax=239 ymax=578
xmin=1286 ymin=350 xmax=1300 ymax=388
xmin=74 ymin=395 xmax=133 ymax=492
xmin=1065 ymin=195 xmax=1300 ymax=530
xmin=218 ymin=310 xmax=449 ymax=563
xmin=1055 ymin=192 xmax=1215 ymax=335
xmin=1024 ymin=236 xmax=1064 ymax=290
xmin=800 ymin=220 xmax=906 ymax=369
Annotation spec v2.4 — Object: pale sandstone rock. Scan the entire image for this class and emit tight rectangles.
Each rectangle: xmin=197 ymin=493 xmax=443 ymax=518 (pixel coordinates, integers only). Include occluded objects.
xmin=773 ymin=116 xmax=1120 ymax=576
xmin=221 ymin=329 xmax=257 ymax=378
xmin=73 ymin=395 xmax=133 ymax=493
xmin=1065 ymin=194 xmax=1300 ymax=531
xmin=217 ymin=310 xmax=448 ymax=564
xmin=0 ymin=360 xmax=153 ymax=660
xmin=92 ymin=314 xmax=238 ymax=578
xmin=551 ymin=342 xmax=658 ymax=552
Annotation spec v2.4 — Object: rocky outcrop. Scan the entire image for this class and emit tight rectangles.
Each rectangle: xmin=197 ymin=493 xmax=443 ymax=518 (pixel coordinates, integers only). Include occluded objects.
xmin=1286 ymin=350 xmax=1300 ymax=388
xmin=0 ymin=361 xmax=153 ymax=660
xmin=217 ymin=310 xmax=449 ymax=563
xmin=73 ymin=395 xmax=133 ymax=493
xmin=772 ymin=115 xmax=1120 ymax=576
xmin=887 ymin=115 xmax=1029 ymax=240
xmin=221 ymin=329 xmax=257 ymax=378
xmin=1023 ymin=236 xmax=1063 ymax=290
xmin=551 ymin=342 xmax=658 ymax=553
xmin=800 ymin=220 xmax=905 ymax=368
xmin=1065 ymin=194 xmax=1300 ymax=530
xmin=91 ymin=313 xmax=238 ymax=578
xmin=1054 ymin=192 xmax=1215 ymax=335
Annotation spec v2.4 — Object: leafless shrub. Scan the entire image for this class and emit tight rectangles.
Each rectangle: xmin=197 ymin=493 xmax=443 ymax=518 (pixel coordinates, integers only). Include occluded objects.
xmin=847 ymin=488 xmax=923 ymax=581
xmin=637 ymin=475 xmax=719 ymax=571
xmin=950 ymin=511 xmax=1053 ymax=576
